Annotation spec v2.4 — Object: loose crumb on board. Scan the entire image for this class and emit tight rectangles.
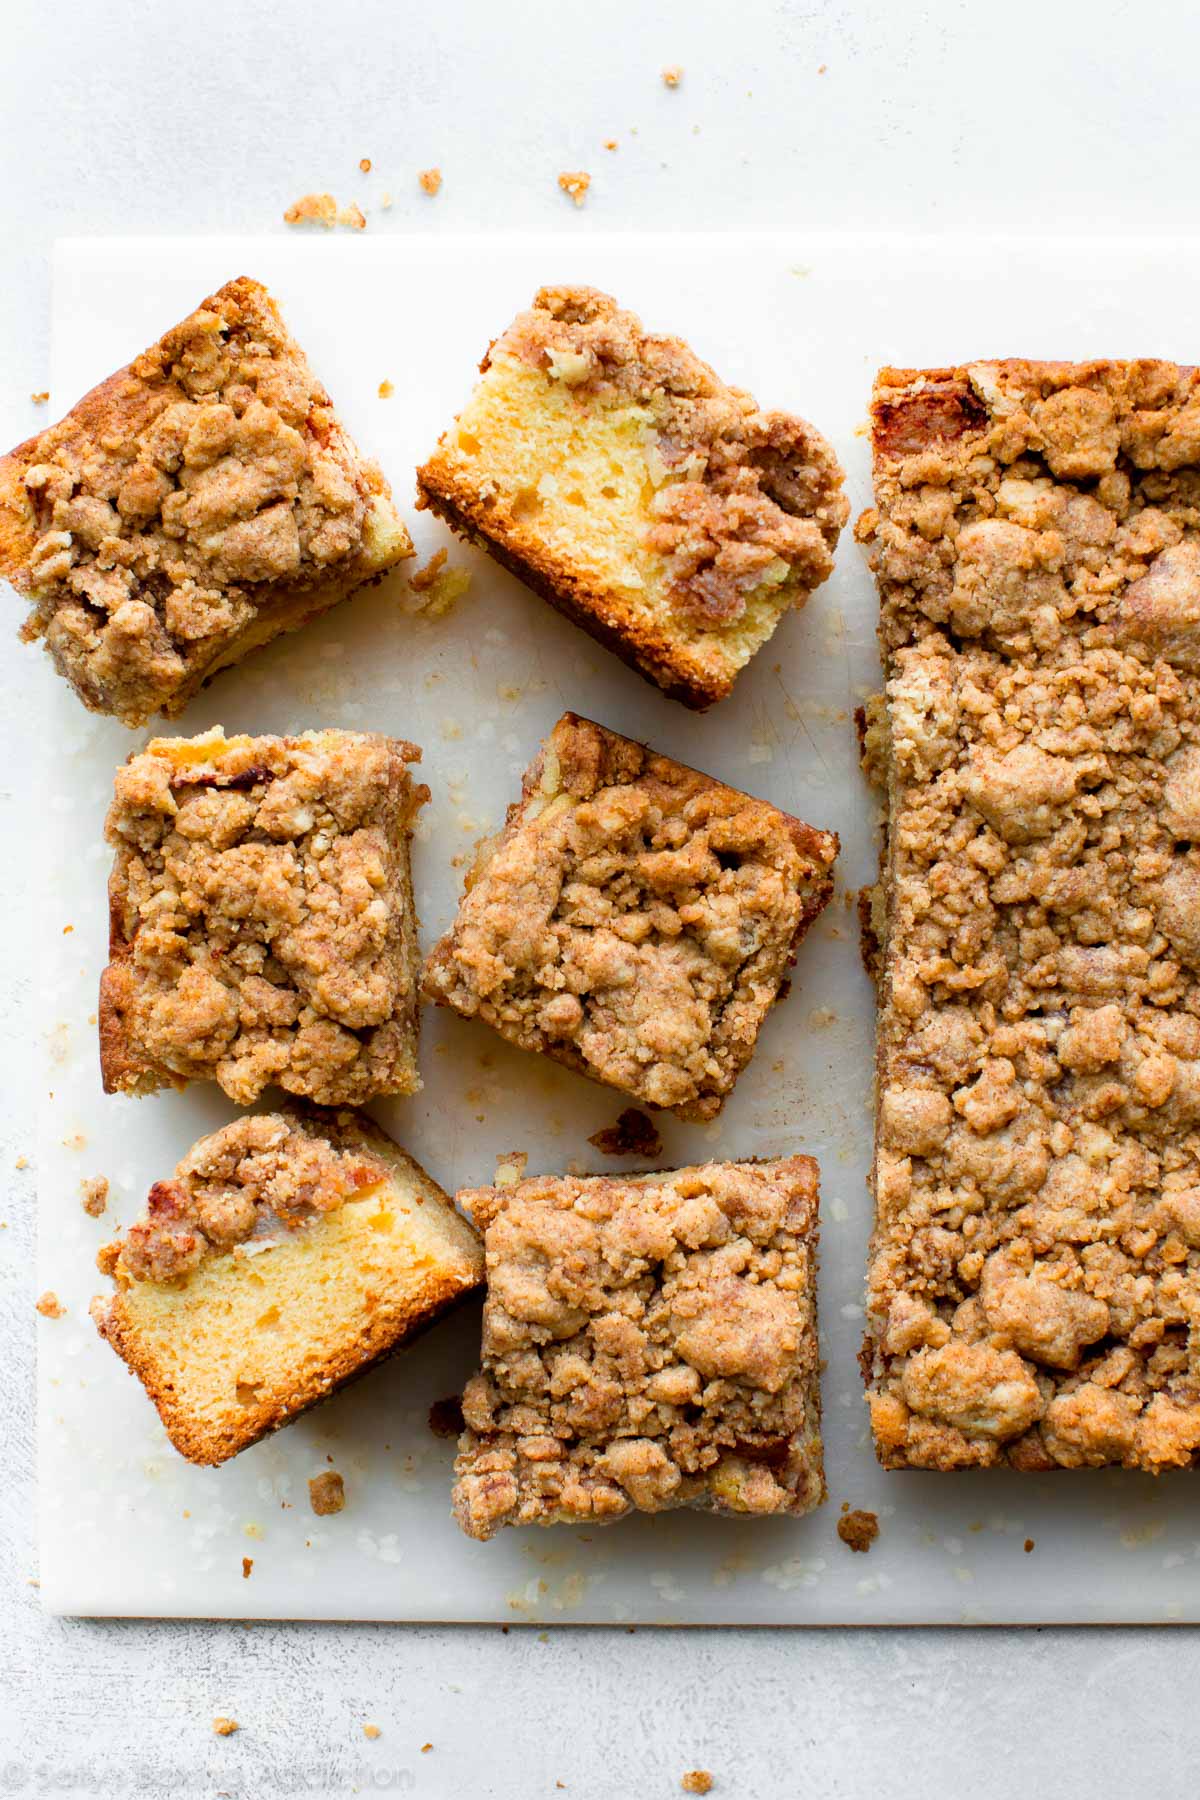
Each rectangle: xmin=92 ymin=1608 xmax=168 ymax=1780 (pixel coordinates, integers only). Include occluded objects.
xmin=15 ymin=1156 xmax=28 ymax=1170
xmin=428 ymin=1395 xmax=465 ymax=1439
xmin=493 ymin=1150 xmax=529 ymax=1188
xmin=80 ymin=1175 xmax=109 ymax=1217
xmin=30 ymin=391 xmax=48 ymax=405
xmin=212 ymin=1718 xmax=239 ymax=1738
xmin=588 ymin=1108 xmax=663 ymax=1160
xmin=378 ymin=379 xmax=394 ymax=399
xmin=837 ymin=1508 xmax=880 ymax=1553
xmin=418 ymin=168 xmax=442 ymax=196
xmin=359 ymin=157 xmax=372 ymax=173
xmin=308 ymin=1471 xmax=346 ymax=1517
xmin=36 ymin=1291 xmax=66 ymax=1319
xmin=405 ymin=548 xmax=472 ymax=618
xmin=662 ymin=65 xmax=684 ymax=86
xmin=1024 ymin=1538 xmax=1035 ymax=1554
xmin=421 ymin=1743 xmax=433 ymax=1754
xmin=558 ymin=170 xmax=591 ymax=206
xmin=603 ymin=138 xmax=618 ymax=151
xmin=241 ymin=1557 xmax=254 ymax=1579
xmin=283 ymin=193 xmax=366 ymax=230
xmin=681 ymin=1774 xmax=712 ymax=1795
xmin=363 ymin=1724 xmax=381 ymax=1741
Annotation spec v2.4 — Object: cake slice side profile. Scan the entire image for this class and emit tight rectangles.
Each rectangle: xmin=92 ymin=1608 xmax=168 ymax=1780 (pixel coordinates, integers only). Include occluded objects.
xmin=451 ymin=1155 xmax=824 ymax=1539
xmin=417 ymin=286 xmax=846 ymax=707
xmin=0 ymin=277 xmax=412 ymax=726
xmin=423 ymin=711 xmax=839 ymax=1121
xmin=861 ymin=358 xmax=1200 ymax=1472
xmin=91 ymin=1107 xmax=483 ymax=1466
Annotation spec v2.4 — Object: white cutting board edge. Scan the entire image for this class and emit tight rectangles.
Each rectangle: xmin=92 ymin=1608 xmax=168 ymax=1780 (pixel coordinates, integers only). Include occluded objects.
xmin=34 ymin=233 xmax=1200 ymax=1624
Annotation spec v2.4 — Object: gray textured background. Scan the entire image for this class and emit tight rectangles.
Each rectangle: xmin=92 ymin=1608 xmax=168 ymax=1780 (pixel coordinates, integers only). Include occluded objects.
xmin=4 ymin=1 xmax=1200 ymax=1793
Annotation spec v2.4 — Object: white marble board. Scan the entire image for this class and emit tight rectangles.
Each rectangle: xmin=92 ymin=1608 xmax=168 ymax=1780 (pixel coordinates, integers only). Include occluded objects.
xmin=36 ymin=234 xmax=1200 ymax=1622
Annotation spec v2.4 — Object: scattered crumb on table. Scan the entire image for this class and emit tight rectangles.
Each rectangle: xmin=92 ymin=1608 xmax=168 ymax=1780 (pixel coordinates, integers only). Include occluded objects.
xmin=603 ymin=138 xmax=618 ymax=151
xmin=421 ymin=1743 xmax=433 ymax=1754
xmin=359 ymin=157 xmax=372 ymax=172
xmin=836 ymin=1508 xmax=880 ymax=1553
xmin=62 ymin=1132 xmax=86 ymax=1151
xmin=406 ymin=548 xmax=472 ymax=618
xmin=1024 ymin=1538 xmax=1035 ymax=1553
xmin=363 ymin=1723 xmax=381 ymax=1740
xmin=212 ymin=1718 xmax=239 ymax=1737
xmin=681 ymin=1773 xmax=712 ymax=1795
xmin=428 ymin=1395 xmax=465 ymax=1439
xmin=588 ymin=1108 xmax=663 ymax=1160
xmin=80 ymin=1175 xmax=109 ymax=1217
xmin=36 ymin=1291 xmax=66 ymax=1319
xmin=308 ymin=1471 xmax=346 ymax=1516
xmin=378 ymin=379 xmax=394 ymax=399
xmin=558 ymin=170 xmax=590 ymax=206
xmin=30 ymin=391 xmax=48 ymax=404
xmin=419 ymin=168 xmax=442 ymax=196
xmin=15 ymin=1156 xmax=27 ymax=1170
xmin=241 ymin=1557 xmax=253 ymax=1579
xmin=283 ymin=192 xmax=366 ymax=229
xmin=662 ymin=65 xmax=684 ymax=87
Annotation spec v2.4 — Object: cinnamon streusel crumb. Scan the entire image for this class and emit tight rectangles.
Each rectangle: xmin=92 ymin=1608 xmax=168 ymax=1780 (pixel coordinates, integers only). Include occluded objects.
xmin=862 ymin=359 xmax=1200 ymax=1473
xmin=100 ymin=727 xmax=427 ymax=1107
xmin=0 ymin=277 xmax=410 ymax=724
xmin=80 ymin=1175 xmax=109 ymax=1217
xmin=681 ymin=1775 xmax=712 ymax=1796
xmin=423 ymin=713 xmax=837 ymax=1121
xmin=451 ymin=1156 xmax=824 ymax=1539
xmin=308 ymin=1470 xmax=346 ymax=1515
xmin=836 ymin=1507 xmax=879 ymax=1552
xmin=36 ymin=1291 xmax=66 ymax=1319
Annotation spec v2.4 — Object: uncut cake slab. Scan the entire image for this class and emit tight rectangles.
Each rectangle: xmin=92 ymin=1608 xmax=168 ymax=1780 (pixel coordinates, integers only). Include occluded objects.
xmin=34 ymin=234 xmax=1200 ymax=1623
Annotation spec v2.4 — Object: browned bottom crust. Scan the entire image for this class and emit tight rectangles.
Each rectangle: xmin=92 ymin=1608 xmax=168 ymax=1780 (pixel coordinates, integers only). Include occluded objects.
xmin=416 ymin=470 xmax=726 ymax=708
xmin=96 ymin=1267 xmax=479 ymax=1465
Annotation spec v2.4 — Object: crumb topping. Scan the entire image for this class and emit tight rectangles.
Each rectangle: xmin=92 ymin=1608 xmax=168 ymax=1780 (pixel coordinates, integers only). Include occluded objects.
xmin=836 ymin=1507 xmax=879 ymax=1552
xmin=103 ymin=728 xmax=426 ymax=1106
xmin=110 ymin=1111 xmax=386 ymax=1284
xmin=2 ymin=278 xmax=399 ymax=724
xmin=308 ymin=1470 xmax=346 ymax=1515
xmin=80 ymin=1175 xmax=109 ymax=1217
xmin=864 ymin=360 xmax=1200 ymax=1472
xmin=588 ymin=1107 xmax=664 ymax=1159
xmin=451 ymin=1157 xmax=823 ymax=1539
xmin=36 ymin=1290 xmax=66 ymax=1319
xmin=424 ymin=714 xmax=837 ymax=1121
xmin=489 ymin=286 xmax=846 ymax=627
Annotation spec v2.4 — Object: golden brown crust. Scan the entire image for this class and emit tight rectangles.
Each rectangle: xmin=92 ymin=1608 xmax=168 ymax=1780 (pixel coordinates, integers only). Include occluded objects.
xmin=423 ymin=712 xmax=838 ymax=1121
xmin=863 ymin=356 xmax=1200 ymax=1473
xmin=99 ymin=727 xmax=427 ymax=1106
xmin=0 ymin=276 xmax=411 ymax=725
xmin=91 ymin=1107 xmax=483 ymax=1466
xmin=452 ymin=1156 xmax=824 ymax=1539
